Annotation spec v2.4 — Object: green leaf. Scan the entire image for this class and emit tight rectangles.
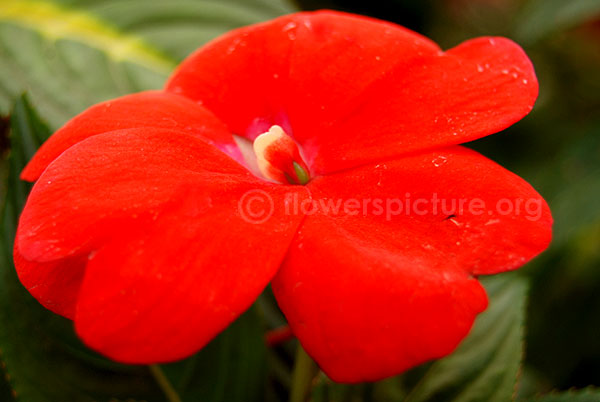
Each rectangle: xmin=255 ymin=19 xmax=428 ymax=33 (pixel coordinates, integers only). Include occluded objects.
xmin=0 ymin=3 xmax=169 ymax=130
xmin=161 ymin=307 xmax=268 ymax=402
xmin=513 ymin=0 xmax=600 ymax=44
xmin=523 ymin=388 xmax=600 ymax=402
xmin=58 ymin=0 xmax=298 ymax=62
xmin=0 ymin=0 xmax=298 ymax=129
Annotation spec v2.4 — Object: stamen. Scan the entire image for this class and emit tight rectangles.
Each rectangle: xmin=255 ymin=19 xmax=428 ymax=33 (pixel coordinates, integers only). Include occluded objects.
xmin=253 ymin=125 xmax=310 ymax=185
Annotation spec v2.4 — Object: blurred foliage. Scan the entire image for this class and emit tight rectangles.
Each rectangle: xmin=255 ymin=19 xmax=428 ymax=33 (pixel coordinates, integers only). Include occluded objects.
xmin=0 ymin=0 xmax=296 ymax=129
xmin=523 ymin=387 xmax=600 ymax=402
xmin=1 ymin=0 xmax=600 ymax=401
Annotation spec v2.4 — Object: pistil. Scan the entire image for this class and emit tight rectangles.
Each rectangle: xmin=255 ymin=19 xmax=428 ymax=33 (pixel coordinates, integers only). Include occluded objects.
xmin=253 ymin=125 xmax=310 ymax=185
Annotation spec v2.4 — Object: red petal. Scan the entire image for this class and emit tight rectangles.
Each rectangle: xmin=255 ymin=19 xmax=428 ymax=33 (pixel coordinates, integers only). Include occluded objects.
xmin=323 ymin=36 xmax=539 ymax=172
xmin=272 ymin=146 xmax=551 ymax=382
xmin=16 ymin=128 xmax=309 ymax=362
xmin=166 ymin=11 xmax=537 ymax=174
xmin=166 ymin=14 xmax=299 ymax=138
xmin=16 ymin=128 xmax=243 ymax=316
xmin=165 ymin=11 xmax=439 ymax=140
xmin=21 ymin=91 xmax=238 ymax=182
xmin=73 ymin=180 xmax=306 ymax=363
xmin=17 ymin=128 xmax=249 ymax=263
xmin=14 ymin=245 xmax=86 ymax=319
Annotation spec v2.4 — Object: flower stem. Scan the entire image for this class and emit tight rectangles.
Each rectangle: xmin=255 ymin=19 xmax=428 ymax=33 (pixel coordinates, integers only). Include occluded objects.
xmin=289 ymin=344 xmax=319 ymax=402
xmin=149 ymin=364 xmax=182 ymax=402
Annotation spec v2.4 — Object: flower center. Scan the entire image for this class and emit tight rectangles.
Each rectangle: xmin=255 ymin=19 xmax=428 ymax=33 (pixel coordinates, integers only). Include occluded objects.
xmin=252 ymin=125 xmax=310 ymax=185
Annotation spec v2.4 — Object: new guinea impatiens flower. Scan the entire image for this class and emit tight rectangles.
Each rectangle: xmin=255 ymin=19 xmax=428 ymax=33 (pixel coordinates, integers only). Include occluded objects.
xmin=14 ymin=10 xmax=552 ymax=382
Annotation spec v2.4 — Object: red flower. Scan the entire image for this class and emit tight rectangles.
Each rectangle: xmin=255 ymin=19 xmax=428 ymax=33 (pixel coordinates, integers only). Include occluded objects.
xmin=14 ymin=11 xmax=552 ymax=382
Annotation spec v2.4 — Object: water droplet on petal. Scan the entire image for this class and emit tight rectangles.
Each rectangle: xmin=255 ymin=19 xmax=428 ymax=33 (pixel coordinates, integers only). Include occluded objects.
xmin=432 ymin=155 xmax=448 ymax=167
xmin=283 ymin=21 xmax=297 ymax=40
xmin=283 ymin=21 xmax=297 ymax=31
xmin=226 ymin=38 xmax=243 ymax=55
